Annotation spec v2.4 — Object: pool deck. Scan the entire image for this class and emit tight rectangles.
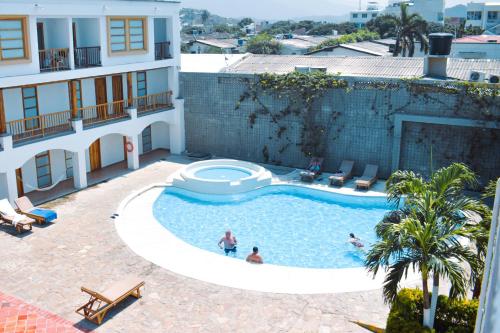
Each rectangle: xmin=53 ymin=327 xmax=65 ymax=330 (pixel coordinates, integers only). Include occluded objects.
xmin=0 ymin=155 xmax=419 ymax=332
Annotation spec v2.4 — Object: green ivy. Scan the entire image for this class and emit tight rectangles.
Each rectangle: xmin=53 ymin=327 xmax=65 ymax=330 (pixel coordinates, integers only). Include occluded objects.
xmin=236 ymin=71 xmax=348 ymax=159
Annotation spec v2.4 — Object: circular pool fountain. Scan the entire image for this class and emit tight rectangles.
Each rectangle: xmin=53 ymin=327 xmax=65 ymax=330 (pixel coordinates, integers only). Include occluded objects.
xmin=172 ymin=159 xmax=272 ymax=194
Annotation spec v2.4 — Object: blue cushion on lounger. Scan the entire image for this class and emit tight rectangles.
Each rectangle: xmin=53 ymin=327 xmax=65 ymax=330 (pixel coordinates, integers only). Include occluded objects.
xmin=30 ymin=208 xmax=57 ymax=222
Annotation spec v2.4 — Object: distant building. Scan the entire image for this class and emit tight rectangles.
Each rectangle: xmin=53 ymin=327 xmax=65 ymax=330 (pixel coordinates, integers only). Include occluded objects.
xmin=350 ymin=1 xmax=383 ymax=28
xmin=384 ymin=0 xmax=444 ymax=23
xmin=465 ymin=2 xmax=500 ymax=35
xmin=306 ymin=40 xmax=393 ymax=57
xmin=188 ymin=39 xmax=238 ymax=54
xmin=279 ymin=35 xmax=339 ymax=55
xmin=351 ymin=0 xmax=445 ymax=26
xmin=451 ymin=35 xmax=500 ymax=59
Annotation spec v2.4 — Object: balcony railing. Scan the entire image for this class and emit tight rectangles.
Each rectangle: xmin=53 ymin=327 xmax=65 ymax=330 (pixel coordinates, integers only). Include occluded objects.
xmin=155 ymin=41 xmax=171 ymax=60
xmin=74 ymin=46 xmax=101 ymax=68
xmin=80 ymin=100 xmax=128 ymax=128
xmin=39 ymin=48 xmax=70 ymax=72
xmin=133 ymin=91 xmax=173 ymax=114
xmin=7 ymin=110 xmax=73 ymax=143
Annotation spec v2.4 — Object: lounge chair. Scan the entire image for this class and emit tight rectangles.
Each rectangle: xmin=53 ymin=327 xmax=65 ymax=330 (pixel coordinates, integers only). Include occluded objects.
xmin=15 ymin=196 xmax=57 ymax=224
xmin=329 ymin=160 xmax=355 ymax=187
xmin=76 ymin=276 xmax=145 ymax=325
xmin=355 ymin=164 xmax=379 ymax=190
xmin=0 ymin=199 xmax=34 ymax=233
xmin=300 ymin=157 xmax=324 ymax=183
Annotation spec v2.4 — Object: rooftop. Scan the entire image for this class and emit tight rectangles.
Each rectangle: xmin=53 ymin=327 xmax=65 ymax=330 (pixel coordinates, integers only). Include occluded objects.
xmin=454 ymin=35 xmax=500 ymax=44
xmin=306 ymin=41 xmax=393 ymax=57
xmin=217 ymin=54 xmax=500 ymax=80
xmin=191 ymin=38 xmax=238 ymax=49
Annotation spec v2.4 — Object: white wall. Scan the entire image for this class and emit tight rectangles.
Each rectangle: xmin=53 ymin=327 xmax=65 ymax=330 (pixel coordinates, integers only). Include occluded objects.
xmin=73 ymin=18 xmax=100 ymax=48
xmin=2 ymin=88 xmax=24 ymax=121
xmin=37 ymin=83 xmax=70 ymax=115
xmin=154 ymin=18 xmax=167 ymax=43
xmin=38 ymin=18 xmax=69 ymax=49
xmin=19 ymin=149 xmax=69 ymax=194
xmin=146 ymin=68 xmax=169 ymax=94
xmin=100 ymin=133 xmax=125 ymax=168
xmin=451 ymin=43 xmax=500 ymax=59
xmin=81 ymin=78 xmax=96 ymax=107
xmin=151 ymin=121 xmax=169 ymax=150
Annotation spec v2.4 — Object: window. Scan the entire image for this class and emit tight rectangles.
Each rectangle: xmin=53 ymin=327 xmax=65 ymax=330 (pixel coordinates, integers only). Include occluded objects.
xmin=488 ymin=11 xmax=498 ymax=20
xmin=352 ymin=14 xmax=358 ymax=18
xmin=467 ymin=11 xmax=482 ymax=20
xmin=137 ymin=71 xmax=147 ymax=97
xmin=362 ymin=13 xmax=368 ymax=18
xmin=108 ymin=17 xmax=147 ymax=53
xmin=22 ymin=87 xmax=39 ymax=130
xmin=142 ymin=125 xmax=152 ymax=153
xmin=65 ymin=151 xmax=73 ymax=178
xmin=35 ymin=151 xmax=52 ymax=188
xmin=0 ymin=17 xmax=28 ymax=61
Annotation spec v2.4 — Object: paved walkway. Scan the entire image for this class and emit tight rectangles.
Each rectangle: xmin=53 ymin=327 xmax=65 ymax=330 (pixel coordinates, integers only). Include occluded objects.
xmin=0 ymin=155 xmax=391 ymax=333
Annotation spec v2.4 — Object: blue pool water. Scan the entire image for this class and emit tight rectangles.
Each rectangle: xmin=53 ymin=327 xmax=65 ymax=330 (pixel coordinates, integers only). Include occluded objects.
xmin=194 ymin=167 xmax=252 ymax=181
xmin=153 ymin=186 xmax=392 ymax=269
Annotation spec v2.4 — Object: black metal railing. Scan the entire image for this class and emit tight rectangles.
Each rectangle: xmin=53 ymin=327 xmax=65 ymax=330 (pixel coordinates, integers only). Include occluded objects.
xmin=39 ymin=48 xmax=70 ymax=72
xmin=74 ymin=46 xmax=101 ymax=68
xmin=155 ymin=41 xmax=171 ymax=60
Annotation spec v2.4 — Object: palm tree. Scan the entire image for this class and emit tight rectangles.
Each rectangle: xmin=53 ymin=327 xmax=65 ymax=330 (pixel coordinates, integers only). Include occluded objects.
xmin=366 ymin=163 xmax=485 ymax=329
xmin=386 ymin=3 xmax=429 ymax=57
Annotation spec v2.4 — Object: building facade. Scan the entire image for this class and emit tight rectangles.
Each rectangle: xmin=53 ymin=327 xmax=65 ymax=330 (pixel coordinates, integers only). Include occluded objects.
xmin=466 ymin=2 xmax=500 ymax=35
xmin=350 ymin=1 xmax=382 ymax=28
xmin=0 ymin=0 xmax=185 ymax=203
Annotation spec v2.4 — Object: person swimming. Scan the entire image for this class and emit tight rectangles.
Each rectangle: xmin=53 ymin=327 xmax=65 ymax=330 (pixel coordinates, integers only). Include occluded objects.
xmin=246 ymin=246 xmax=263 ymax=264
xmin=218 ymin=230 xmax=237 ymax=256
xmin=348 ymin=233 xmax=364 ymax=248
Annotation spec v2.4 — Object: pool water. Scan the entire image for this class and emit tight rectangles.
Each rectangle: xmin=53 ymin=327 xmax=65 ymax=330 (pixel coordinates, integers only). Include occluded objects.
xmin=153 ymin=186 xmax=392 ymax=269
xmin=194 ymin=167 xmax=252 ymax=181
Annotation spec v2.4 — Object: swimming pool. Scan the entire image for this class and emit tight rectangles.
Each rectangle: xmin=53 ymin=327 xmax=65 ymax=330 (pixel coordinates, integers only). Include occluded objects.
xmin=153 ymin=185 xmax=392 ymax=269
xmin=194 ymin=167 xmax=252 ymax=181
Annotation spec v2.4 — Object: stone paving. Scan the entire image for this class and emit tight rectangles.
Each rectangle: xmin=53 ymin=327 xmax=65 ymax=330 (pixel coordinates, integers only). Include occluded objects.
xmin=0 ymin=155 xmax=391 ymax=333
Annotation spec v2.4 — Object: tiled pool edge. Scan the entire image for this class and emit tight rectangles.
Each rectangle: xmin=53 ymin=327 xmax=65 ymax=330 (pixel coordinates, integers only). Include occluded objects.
xmin=114 ymin=183 xmax=420 ymax=294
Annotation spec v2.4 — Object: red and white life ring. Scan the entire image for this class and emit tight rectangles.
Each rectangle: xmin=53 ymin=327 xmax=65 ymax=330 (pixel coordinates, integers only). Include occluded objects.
xmin=126 ymin=141 xmax=134 ymax=153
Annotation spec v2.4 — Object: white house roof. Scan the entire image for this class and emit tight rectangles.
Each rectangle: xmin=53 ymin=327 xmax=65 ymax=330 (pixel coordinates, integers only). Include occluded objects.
xmin=219 ymin=54 xmax=500 ymax=80
xmin=192 ymin=39 xmax=238 ymax=49
xmin=306 ymin=40 xmax=393 ymax=57
xmin=181 ymin=54 xmax=247 ymax=73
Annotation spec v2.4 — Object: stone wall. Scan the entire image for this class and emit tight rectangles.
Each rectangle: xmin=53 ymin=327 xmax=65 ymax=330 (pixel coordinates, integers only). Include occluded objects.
xmin=181 ymin=72 xmax=500 ymax=184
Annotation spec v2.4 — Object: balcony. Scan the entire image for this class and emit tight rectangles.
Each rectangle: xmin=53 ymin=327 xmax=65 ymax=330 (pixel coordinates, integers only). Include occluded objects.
xmin=155 ymin=42 xmax=171 ymax=60
xmin=74 ymin=46 xmax=102 ymax=69
xmin=133 ymin=91 xmax=173 ymax=115
xmin=80 ymin=101 xmax=129 ymax=128
xmin=39 ymin=48 xmax=70 ymax=72
xmin=6 ymin=111 xmax=73 ymax=144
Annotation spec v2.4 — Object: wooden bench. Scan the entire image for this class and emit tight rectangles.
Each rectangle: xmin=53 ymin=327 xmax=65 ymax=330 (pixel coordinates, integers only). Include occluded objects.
xmin=76 ymin=276 xmax=145 ymax=324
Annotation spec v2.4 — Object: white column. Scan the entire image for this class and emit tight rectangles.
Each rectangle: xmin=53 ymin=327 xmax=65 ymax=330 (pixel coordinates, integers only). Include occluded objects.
xmin=126 ymin=135 xmax=139 ymax=170
xmin=0 ymin=134 xmax=13 ymax=152
xmin=169 ymin=99 xmax=185 ymax=154
xmin=72 ymin=149 xmax=87 ymax=189
xmin=2 ymin=169 xmax=18 ymax=204
xmin=67 ymin=17 xmax=75 ymax=70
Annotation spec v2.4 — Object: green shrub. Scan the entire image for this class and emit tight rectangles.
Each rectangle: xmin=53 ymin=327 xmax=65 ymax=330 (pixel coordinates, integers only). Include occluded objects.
xmin=386 ymin=289 xmax=478 ymax=333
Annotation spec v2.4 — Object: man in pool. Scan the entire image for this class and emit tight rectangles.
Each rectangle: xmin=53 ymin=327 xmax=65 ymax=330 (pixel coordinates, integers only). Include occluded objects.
xmin=246 ymin=246 xmax=263 ymax=264
xmin=218 ymin=230 xmax=237 ymax=256
xmin=348 ymin=233 xmax=364 ymax=248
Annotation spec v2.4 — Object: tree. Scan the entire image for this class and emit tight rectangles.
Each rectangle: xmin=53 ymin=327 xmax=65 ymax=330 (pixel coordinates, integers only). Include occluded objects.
xmin=201 ymin=10 xmax=210 ymax=25
xmin=366 ymin=15 xmax=398 ymax=37
xmin=238 ymin=17 xmax=254 ymax=28
xmin=384 ymin=3 xmax=429 ymax=57
xmin=246 ymin=34 xmax=282 ymax=55
xmin=366 ymin=163 xmax=486 ymax=329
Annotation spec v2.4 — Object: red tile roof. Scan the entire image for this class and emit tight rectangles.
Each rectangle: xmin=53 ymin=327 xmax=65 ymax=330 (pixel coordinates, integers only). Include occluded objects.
xmin=454 ymin=35 xmax=500 ymax=43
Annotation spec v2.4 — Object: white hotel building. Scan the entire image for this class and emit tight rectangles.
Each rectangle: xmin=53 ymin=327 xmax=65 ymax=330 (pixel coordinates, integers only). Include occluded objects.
xmin=0 ymin=0 xmax=185 ymax=204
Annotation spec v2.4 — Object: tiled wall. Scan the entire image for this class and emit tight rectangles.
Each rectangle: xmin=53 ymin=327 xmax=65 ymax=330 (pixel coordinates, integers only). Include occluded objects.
xmin=181 ymin=72 xmax=500 ymax=183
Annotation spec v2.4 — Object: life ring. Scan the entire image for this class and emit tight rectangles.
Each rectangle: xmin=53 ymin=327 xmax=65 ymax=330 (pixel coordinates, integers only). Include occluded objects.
xmin=126 ymin=141 xmax=134 ymax=153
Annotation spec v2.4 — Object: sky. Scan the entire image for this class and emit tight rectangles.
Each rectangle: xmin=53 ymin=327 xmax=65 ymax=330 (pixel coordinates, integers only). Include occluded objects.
xmin=181 ymin=0 xmax=472 ymax=20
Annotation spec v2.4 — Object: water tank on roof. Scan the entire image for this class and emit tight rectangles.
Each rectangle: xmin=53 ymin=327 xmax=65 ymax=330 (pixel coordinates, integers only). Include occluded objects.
xmin=428 ymin=33 xmax=453 ymax=56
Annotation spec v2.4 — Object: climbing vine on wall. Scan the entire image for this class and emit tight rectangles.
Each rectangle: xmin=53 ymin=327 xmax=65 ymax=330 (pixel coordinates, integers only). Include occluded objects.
xmin=235 ymin=71 xmax=348 ymax=159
